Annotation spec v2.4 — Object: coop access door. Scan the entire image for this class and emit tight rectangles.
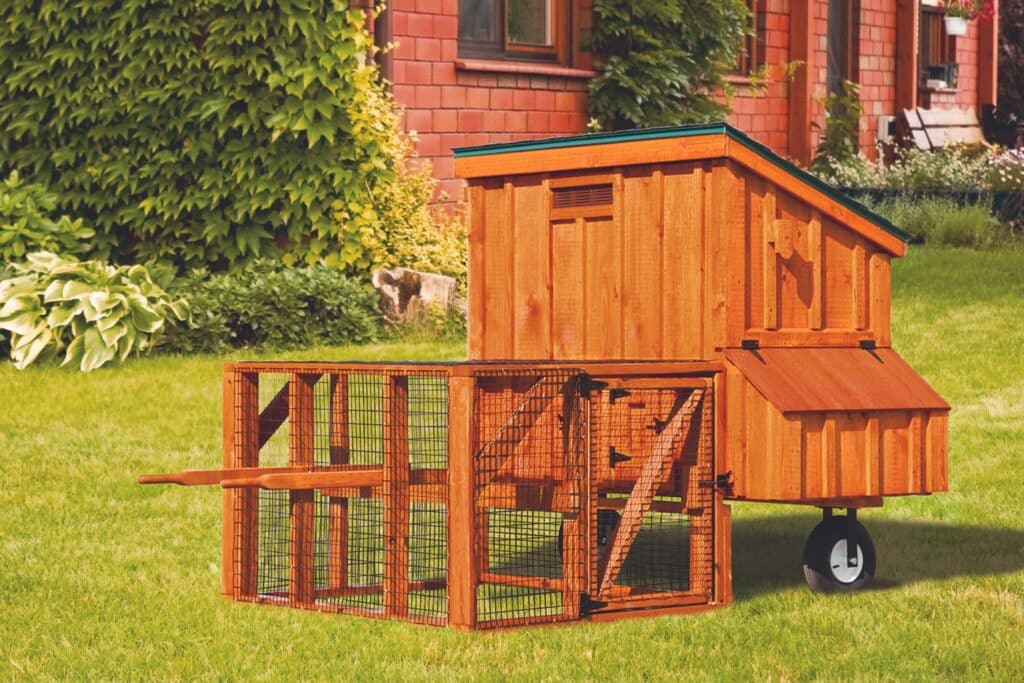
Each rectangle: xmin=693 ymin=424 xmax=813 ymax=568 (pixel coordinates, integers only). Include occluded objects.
xmin=471 ymin=370 xmax=721 ymax=626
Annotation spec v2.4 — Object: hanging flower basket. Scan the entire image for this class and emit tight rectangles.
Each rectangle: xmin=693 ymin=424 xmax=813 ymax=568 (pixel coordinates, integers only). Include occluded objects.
xmin=944 ymin=15 xmax=968 ymax=35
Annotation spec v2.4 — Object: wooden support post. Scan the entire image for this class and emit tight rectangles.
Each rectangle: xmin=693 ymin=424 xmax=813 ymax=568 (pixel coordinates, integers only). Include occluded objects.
xmin=383 ymin=375 xmax=410 ymax=618
xmin=560 ymin=384 xmax=584 ymax=619
xmin=808 ymin=212 xmax=823 ymax=330
xmin=221 ymin=365 xmax=237 ymax=597
xmin=977 ymin=0 xmax=998 ymax=107
xmin=788 ymin=0 xmax=814 ymax=164
xmin=852 ymin=243 xmax=867 ymax=330
xmin=447 ymin=374 xmax=478 ymax=630
xmin=327 ymin=374 xmax=350 ymax=593
xmin=895 ymin=0 xmax=919 ymax=112
xmin=687 ymin=397 xmax=713 ymax=599
xmin=763 ymin=186 xmax=779 ymax=330
xmin=288 ymin=373 xmax=317 ymax=606
xmin=233 ymin=371 xmax=260 ymax=598
xmin=869 ymin=253 xmax=891 ymax=346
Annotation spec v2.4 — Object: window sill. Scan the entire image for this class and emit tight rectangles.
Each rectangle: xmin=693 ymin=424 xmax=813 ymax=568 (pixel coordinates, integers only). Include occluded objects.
xmin=723 ymin=74 xmax=754 ymax=84
xmin=455 ymin=58 xmax=597 ymax=79
xmin=920 ymin=86 xmax=959 ymax=94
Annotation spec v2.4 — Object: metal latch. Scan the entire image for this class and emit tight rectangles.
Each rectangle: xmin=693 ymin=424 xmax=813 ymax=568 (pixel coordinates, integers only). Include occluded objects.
xmin=699 ymin=470 xmax=734 ymax=491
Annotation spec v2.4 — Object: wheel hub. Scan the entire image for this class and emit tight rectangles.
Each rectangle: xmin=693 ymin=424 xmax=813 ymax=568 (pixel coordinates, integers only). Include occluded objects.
xmin=829 ymin=539 xmax=864 ymax=583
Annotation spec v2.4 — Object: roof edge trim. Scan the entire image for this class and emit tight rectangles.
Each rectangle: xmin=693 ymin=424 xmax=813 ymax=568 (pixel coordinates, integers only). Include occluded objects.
xmin=453 ymin=123 xmax=909 ymax=245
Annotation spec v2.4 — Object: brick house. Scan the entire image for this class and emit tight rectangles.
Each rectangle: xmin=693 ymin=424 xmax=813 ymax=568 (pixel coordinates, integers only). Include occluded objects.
xmin=365 ymin=0 xmax=1000 ymax=201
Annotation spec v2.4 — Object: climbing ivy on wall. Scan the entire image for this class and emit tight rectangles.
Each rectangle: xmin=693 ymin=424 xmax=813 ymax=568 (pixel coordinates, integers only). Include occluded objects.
xmin=585 ymin=0 xmax=750 ymax=130
xmin=0 ymin=1 xmax=398 ymax=272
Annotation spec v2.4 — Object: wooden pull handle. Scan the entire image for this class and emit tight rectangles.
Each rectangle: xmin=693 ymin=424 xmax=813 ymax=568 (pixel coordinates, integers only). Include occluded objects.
xmin=140 ymin=467 xmax=384 ymax=490
xmin=138 ymin=473 xmax=187 ymax=486
xmin=222 ymin=469 xmax=384 ymax=491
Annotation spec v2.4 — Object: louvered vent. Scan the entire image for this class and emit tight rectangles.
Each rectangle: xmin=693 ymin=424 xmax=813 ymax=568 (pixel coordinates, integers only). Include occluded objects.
xmin=551 ymin=184 xmax=613 ymax=210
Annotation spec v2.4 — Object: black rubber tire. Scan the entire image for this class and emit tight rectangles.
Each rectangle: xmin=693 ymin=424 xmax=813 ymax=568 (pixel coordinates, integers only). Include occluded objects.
xmin=802 ymin=516 xmax=876 ymax=593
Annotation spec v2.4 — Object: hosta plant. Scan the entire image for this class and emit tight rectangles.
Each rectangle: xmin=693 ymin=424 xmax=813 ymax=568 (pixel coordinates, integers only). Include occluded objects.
xmin=0 ymin=252 xmax=188 ymax=371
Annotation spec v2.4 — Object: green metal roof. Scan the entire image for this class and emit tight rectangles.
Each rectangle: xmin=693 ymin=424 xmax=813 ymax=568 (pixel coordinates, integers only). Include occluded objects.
xmin=453 ymin=122 xmax=909 ymax=244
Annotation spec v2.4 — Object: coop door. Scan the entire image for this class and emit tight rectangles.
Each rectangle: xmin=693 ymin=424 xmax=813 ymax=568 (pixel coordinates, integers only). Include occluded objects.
xmin=587 ymin=382 xmax=715 ymax=613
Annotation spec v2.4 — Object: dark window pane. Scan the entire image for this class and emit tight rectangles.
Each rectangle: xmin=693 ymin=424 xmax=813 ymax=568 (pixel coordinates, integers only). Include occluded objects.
xmin=507 ymin=0 xmax=551 ymax=46
xmin=460 ymin=0 xmax=497 ymax=43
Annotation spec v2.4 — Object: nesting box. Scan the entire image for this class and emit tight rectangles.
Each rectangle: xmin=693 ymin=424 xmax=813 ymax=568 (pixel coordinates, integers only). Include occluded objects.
xmin=454 ymin=123 xmax=949 ymax=508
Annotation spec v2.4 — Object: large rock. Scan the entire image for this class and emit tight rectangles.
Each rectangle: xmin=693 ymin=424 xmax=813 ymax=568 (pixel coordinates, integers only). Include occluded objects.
xmin=372 ymin=267 xmax=458 ymax=322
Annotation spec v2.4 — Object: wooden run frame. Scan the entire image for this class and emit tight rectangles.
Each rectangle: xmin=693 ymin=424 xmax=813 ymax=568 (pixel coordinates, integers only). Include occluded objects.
xmin=141 ymin=360 xmax=732 ymax=630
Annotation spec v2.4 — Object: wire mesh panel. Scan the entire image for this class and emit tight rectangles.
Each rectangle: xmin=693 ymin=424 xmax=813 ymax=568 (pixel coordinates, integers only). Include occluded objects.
xmin=589 ymin=384 xmax=715 ymax=610
xmin=206 ymin=361 xmax=722 ymax=629
xmin=226 ymin=366 xmax=449 ymax=624
xmin=471 ymin=368 xmax=587 ymax=628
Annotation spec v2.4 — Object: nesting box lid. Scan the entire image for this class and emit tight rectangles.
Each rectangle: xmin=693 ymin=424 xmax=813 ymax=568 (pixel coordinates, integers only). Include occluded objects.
xmin=454 ymin=123 xmax=910 ymax=257
xmin=725 ymin=347 xmax=950 ymax=414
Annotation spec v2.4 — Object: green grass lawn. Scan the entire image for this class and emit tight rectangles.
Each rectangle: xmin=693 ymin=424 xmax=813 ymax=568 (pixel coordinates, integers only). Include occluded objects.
xmin=2 ymin=247 xmax=1024 ymax=681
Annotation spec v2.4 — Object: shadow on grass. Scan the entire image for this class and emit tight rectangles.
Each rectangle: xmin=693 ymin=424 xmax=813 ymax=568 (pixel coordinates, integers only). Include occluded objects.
xmin=731 ymin=514 xmax=1024 ymax=600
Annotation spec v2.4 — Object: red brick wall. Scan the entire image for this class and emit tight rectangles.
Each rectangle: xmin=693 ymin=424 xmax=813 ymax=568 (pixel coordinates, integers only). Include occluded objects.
xmin=857 ymin=0 xmax=898 ymax=156
xmin=922 ymin=22 xmax=980 ymax=111
xmin=389 ymin=0 xmax=591 ymax=202
xmin=385 ymin=0 xmax=991 ymax=194
xmin=726 ymin=0 xmax=792 ymax=153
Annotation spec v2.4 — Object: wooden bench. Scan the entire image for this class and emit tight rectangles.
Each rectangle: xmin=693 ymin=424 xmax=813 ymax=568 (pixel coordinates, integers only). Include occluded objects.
xmin=901 ymin=107 xmax=986 ymax=150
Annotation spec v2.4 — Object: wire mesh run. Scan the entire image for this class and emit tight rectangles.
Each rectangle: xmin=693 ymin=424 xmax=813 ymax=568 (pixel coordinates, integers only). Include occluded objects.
xmin=589 ymin=385 xmax=714 ymax=607
xmin=471 ymin=368 xmax=587 ymax=627
xmin=220 ymin=362 xmax=719 ymax=629
xmin=228 ymin=367 xmax=450 ymax=625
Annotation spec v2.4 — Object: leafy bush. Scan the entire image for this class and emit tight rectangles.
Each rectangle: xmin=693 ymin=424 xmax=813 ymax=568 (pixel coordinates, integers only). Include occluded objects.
xmin=0 ymin=253 xmax=188 ymax=371
xmin=0 ymin=172 xmax=94 ymax=263
xmin=816 ymin=81 xmax=863 ymax=163
xmin=372 ymin=153 xmax=468 ymax=288
xmin=868 ymin=197 xmax=1011 ymax=248
xmin=162 ymin=261 xmax=380 ymax=353
xmin=813 ymin=144 xmax=1023 ymax=193
xmin=585 ymin=0 xmax=749 ymax=129
xmin=0 ymin=2 xmax=406 ymax=273
xmin=986 ymin=148 xmax=1024 ymax=191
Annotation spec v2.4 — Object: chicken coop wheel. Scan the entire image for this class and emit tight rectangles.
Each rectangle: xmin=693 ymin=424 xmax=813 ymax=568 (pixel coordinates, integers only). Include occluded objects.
xmin=802 ymin=515 xmax=876 ymax=593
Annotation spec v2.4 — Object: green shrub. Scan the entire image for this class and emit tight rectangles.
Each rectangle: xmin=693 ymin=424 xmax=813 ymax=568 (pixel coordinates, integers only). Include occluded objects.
xmin=884 ymin=145 xmax=990 ymax=190
xmin=585 ymin=0 xmax=749 ymax=129
xmin=0 ymin=172 xmax=94 ymax=263
xmin=162 ymin=261 xmax=380 ymax=353
xmin=373 ymin=153 xmax=468 ymax=289
xmin=0 ymin=252 xmax=188 ymax=371
xmin=868 ymin=197 xmax=1011 ymax=248
xmin=0 ymin=2 xmax=405 ymax=273
xmin=812 ymin=80 xmax=863 ymax=169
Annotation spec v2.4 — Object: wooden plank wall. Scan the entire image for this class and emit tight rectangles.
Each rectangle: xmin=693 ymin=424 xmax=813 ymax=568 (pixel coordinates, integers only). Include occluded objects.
xmin=725 ymin=367 xmax=949 ymax=502
xmin=467 ymin=160 xmax=891 ymax=361
xmin=468 ymin=161 xmax=735 ymax=360
xmin=740 ymin=171 xmax=891 ymax=347
xmin=737 ymin=174 xmax=888 ymax=348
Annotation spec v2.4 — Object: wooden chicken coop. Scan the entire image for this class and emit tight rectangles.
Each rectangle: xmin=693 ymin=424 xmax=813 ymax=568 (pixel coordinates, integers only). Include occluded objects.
xmin=141 ymin=123 xmax=949 ymax=628
xmin=454 ymin=123 xmax=949 ymax=594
